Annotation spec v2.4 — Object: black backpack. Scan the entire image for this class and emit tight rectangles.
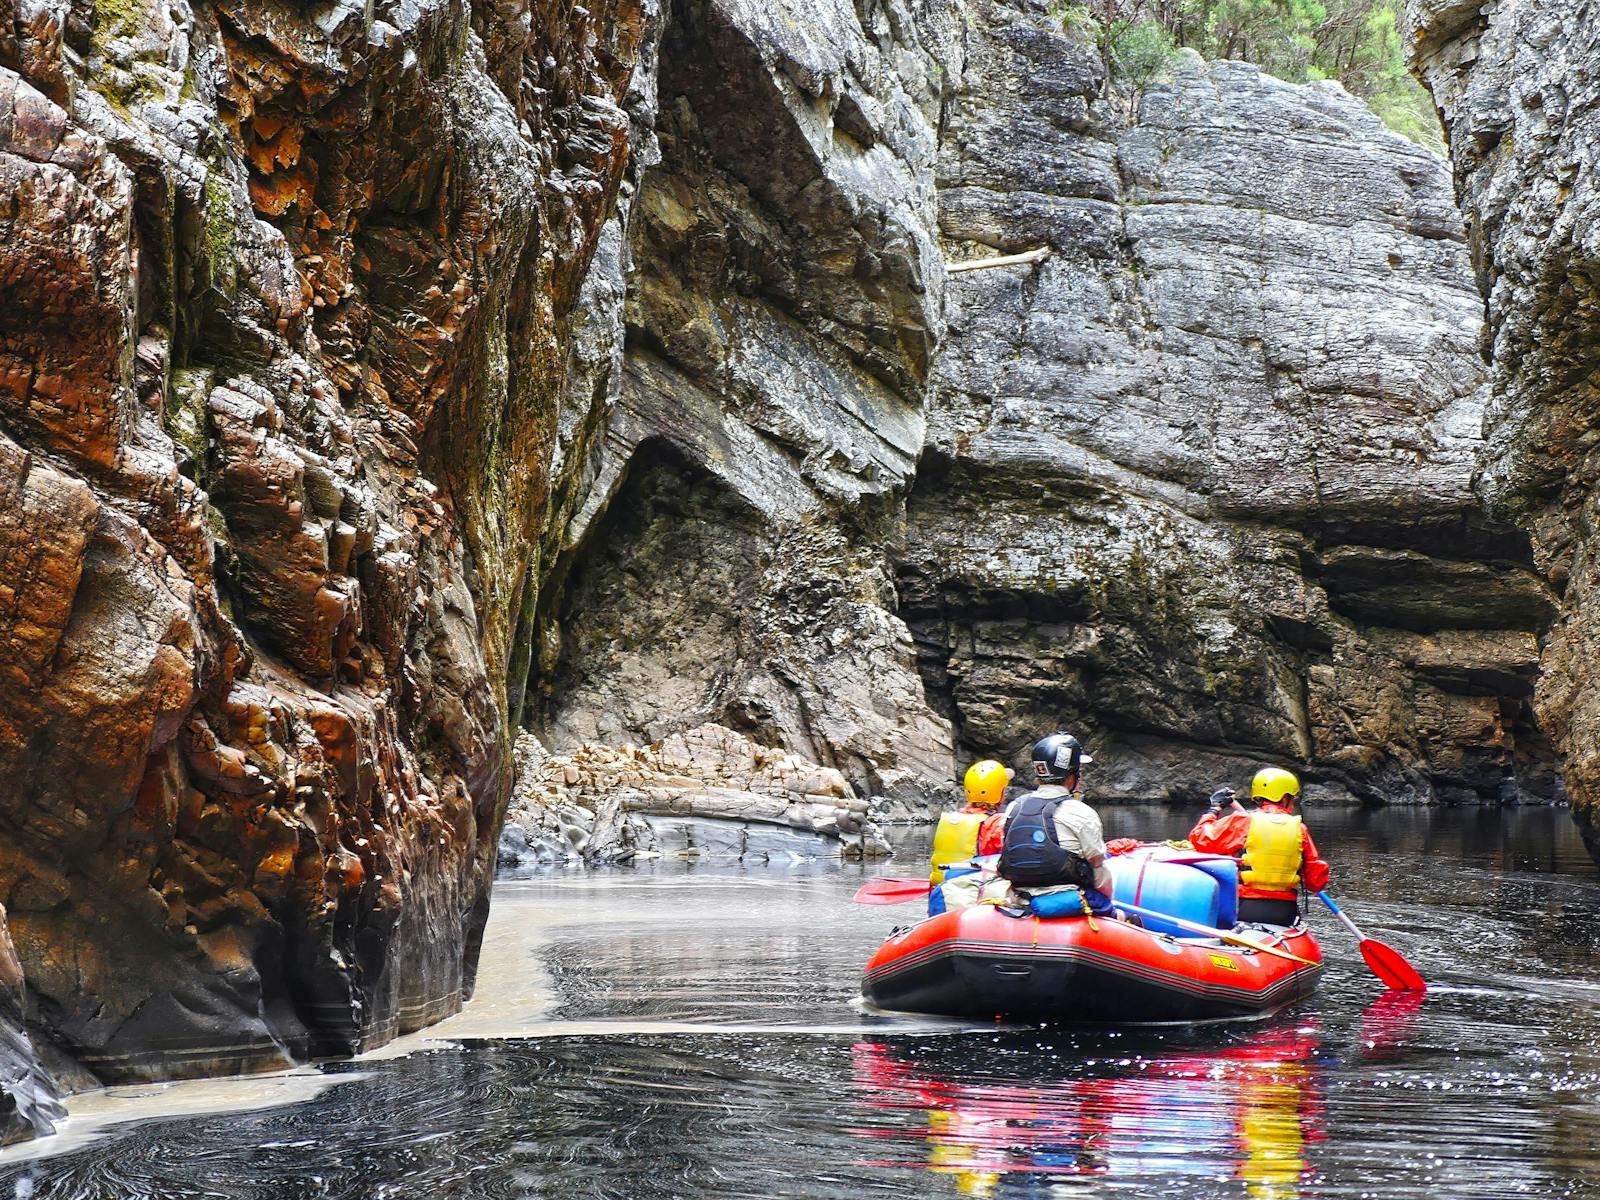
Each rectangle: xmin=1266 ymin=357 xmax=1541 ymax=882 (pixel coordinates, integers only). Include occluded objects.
xmin=999 ymin=793 xmax=1098 ymax=889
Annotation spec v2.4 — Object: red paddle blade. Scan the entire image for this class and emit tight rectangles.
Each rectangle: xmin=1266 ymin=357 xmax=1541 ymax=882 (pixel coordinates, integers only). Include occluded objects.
xmin=1360 ymin=937 xmax=1427 ymax=992
xmin=852 ymin=877 xmax=933 ymax=905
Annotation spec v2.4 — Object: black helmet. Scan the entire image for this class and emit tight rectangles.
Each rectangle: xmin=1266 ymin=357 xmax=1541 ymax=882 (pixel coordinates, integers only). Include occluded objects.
xmin=1031 ymin=733 xmax=1092 ymax=783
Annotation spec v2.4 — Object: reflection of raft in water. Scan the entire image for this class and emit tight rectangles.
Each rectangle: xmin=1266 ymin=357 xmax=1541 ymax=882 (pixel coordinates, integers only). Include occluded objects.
xmin=851 ymin=1024 xmax=1328 ymax=1195
xmin=862 ymin=849 xmax=1323 ymax=1024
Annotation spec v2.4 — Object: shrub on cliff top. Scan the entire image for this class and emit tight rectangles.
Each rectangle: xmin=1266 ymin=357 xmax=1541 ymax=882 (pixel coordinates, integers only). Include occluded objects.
xmin=1054 ymin=0 xmax=1443 ymax=152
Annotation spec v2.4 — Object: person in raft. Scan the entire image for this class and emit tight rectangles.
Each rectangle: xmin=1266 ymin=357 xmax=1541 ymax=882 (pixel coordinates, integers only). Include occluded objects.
xmin=996 ymin=733 xmax=1116 ymax=914
xmin=928 ymin=759 xmax=1013 ymax=885
xmin=1188 ymin=766 xmax=1331 ymax=927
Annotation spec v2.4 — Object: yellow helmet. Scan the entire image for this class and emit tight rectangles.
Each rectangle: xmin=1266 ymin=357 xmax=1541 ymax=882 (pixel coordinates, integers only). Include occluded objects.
xmin=963 ymin=759 xmax=1013 ymax=807
xmin=1251 ymin=766 xmax=1301 ymax=805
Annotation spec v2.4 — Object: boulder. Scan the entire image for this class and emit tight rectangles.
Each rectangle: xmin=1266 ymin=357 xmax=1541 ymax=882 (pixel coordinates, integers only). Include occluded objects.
xmin=499 ymin=725 xmax=891 ymax=864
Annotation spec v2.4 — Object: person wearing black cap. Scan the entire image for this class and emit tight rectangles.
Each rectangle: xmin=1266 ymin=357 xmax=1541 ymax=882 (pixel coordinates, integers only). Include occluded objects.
xmin=997 ymin=732 xmax=1114 ymax=911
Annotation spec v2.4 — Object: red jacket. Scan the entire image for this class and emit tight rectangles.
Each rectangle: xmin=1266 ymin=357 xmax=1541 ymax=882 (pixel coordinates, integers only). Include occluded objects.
xmin=964 ymin=804 xmax=1006 ymax=857
xmin=1188 ymin=802 xmax=1330 ymax=900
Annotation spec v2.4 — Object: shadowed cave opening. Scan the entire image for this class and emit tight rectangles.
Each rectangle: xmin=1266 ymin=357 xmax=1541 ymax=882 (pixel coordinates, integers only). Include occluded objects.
xmin=894 ymin=450 xmax=1565 ymax=805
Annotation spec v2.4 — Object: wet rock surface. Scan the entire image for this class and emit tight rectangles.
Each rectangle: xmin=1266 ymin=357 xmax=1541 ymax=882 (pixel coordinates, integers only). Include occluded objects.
xmin=902 ymin=6 xmax=1555 ymax=805
xmin=0 ymin=905 xmax=64 ymax=1146
xmin=1408 ymin=0 xmax=1600 ymax=847
xmin=500 ymin=724 xmax=889 ymax=865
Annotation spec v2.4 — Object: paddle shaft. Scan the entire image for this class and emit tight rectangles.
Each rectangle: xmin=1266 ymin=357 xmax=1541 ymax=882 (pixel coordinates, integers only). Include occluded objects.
xmin=1114 ymin=901 xmax=1317 ymax=967
xmin=1316 ymin=890 xmax=1368 ymax=941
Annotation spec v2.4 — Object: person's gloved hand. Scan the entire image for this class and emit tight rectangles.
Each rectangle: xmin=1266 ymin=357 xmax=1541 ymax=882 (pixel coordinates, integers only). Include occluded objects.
xmin=1207 ymin=787 xmax=1236 ymax=813
xmin=1105 ymin=837 xmax=1141 ymax=857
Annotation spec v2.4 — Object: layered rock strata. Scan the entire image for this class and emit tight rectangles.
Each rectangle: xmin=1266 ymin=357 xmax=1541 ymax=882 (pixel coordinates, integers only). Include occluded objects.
xmin=500 ymin=722 xmax=888 ymax=865
xmin=0 ymin=0 xmax=645 ymax=1086
xmin=1408 ymin=2 xmax=1600 ymax=841
xmin=901 ymin=4 xmax=1556 ymax=805
xmin=527 ymin=0 xmax=960 ymax=804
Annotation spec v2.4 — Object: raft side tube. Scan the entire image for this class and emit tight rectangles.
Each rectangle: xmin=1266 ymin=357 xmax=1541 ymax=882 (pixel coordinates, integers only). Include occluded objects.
xmin=862 ymin=906 xmax=1323 ymax=1025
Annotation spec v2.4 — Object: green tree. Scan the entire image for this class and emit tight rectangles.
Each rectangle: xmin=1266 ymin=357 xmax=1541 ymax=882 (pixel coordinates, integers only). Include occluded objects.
xmin=1052 ymin=0 xmax=1442 ymax=151
xmin=1055 ymin=3 xmax=1179 ymax=111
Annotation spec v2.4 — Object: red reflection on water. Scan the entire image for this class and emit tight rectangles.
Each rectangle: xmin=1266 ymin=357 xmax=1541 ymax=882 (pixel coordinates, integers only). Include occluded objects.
xmin=850 ymin=1023 xmax=1331 ymax=1198
xmin=1357 ymin=989 xmax=1427 ymax=1062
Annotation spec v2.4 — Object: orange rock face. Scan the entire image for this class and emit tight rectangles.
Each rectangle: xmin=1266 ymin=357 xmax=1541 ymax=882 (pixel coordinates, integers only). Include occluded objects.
xmin=0 ymin=0 xmax=643 ymax=1084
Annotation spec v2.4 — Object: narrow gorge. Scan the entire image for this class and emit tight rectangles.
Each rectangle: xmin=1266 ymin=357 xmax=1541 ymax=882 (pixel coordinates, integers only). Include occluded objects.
xmin=0 ymin=0 xmax=1592 ymax=1156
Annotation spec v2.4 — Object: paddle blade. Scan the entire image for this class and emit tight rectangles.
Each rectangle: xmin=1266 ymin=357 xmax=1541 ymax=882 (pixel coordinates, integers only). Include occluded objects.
xmin=1360 ymin=937 xmax=1426 ymax=992
xmin=853 ymin=877 xmax=933 ymax=905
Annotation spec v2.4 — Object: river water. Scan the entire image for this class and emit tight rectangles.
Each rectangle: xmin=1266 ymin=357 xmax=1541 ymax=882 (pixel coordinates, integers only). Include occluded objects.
xmin=4 ymin=805 xmax=1600 ymax=1199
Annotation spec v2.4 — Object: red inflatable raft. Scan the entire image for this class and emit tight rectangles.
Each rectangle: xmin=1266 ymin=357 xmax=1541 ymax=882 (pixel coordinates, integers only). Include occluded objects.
xmin=861 ymin=906 xmax=1322 ymax=1024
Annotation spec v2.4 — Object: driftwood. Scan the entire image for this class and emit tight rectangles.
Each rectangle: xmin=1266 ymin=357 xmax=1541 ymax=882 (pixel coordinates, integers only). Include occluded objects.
xmin=946 ymin=246 xmax=1051 ymax=273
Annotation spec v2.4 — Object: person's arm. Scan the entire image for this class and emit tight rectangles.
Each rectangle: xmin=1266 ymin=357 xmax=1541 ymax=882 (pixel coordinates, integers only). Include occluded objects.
xmin=1188 ymin=810 xmax=1245 ymax=853
xmin=1088 ymin=853 xmax=1113 ymax=895
xmin=1301 ymin=826 xmax=1330 ymax=892
xmin=1078 ymin=811 xmax=1112 ymax=895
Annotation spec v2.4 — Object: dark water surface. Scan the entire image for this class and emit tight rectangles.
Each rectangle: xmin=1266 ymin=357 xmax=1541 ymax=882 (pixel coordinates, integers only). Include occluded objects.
xmin=6 ymin=805 xmax=1600 ymax=1198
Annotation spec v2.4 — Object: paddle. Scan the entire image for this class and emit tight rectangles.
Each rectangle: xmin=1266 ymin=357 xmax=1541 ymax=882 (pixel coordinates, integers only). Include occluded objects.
xmin=1315 ymin=890 xmax=1426 ymax=992
xmin=852 ymin=877 xmax=1315 ymax=967
xmin=1116 ymin=901 xmax=1319 ymax=967
xmin=853 ymin=876 xmax=937 ymax=905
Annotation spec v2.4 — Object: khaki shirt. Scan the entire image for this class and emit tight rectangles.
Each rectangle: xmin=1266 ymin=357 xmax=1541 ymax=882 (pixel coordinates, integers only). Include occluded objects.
xmin=1005 ymin=784 xmax=1112 ymax=892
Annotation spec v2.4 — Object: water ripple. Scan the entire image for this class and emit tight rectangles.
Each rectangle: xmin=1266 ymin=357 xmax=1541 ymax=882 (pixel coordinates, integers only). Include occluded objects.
xmin=4 ymin=806 xmax=1600 ymax=1198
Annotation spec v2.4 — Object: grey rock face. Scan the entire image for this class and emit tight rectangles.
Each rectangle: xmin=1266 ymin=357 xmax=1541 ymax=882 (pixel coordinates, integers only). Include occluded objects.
xmin=1408 ymin=0 xmax=1600 ymax=839
xmin=904 ymin=5 xmax=1554 ymax=805
xmin=530 ymin=0 xmax=959 ymax=793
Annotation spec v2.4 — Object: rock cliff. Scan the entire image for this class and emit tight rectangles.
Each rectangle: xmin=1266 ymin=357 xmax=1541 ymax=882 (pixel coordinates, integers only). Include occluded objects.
xmin=0 ymin=0 xmax=1562 ymax=1128
xmin=526 ymin=0 xmax=961 ymax=804
xmin=529 ymin=0 xmax=1553 ymax=815
xmin=904 ymin=2 xmax=1557 ymax=805
xmin=1408 ymin=0 xmax=1600 ymax=846
xmin=1 ymin=0 xmax=646 ymax=1088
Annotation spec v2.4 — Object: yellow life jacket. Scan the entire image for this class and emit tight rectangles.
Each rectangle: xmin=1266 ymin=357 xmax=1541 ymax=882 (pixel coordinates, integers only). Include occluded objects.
xmin=1240 ymin=811 xmax=1303 ymax=893
xmin=930 ymin=811 xmax=983 ymax=885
